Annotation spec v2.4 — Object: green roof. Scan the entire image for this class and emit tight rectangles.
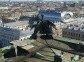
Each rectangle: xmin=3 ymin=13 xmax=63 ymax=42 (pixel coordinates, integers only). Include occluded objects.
xmin=56 ymin=37 xmax=84 ymax=45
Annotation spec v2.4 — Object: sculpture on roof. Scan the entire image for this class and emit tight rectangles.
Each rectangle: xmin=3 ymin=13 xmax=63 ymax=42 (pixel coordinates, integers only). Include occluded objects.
xmin=30 ymin=14 xmax=63 ymax=62
xmin=30 ymin=20 xmax=57 ymax=39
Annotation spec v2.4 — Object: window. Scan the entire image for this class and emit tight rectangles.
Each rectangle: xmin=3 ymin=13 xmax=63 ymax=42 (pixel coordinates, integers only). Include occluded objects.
xmin=68 ymin=32 xmax=70 ymax=35
xmin=76 ymin=33 xmax=78 ymax=37
xmin=71 ymin=33 xmax=73 ymax=36
xmin=79 ymin=34 xmax=80 ymax=37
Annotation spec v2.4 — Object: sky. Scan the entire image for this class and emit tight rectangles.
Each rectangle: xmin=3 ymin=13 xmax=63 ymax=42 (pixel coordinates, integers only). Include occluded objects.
xmin=0 ymin=0 xmax=83 ymax=1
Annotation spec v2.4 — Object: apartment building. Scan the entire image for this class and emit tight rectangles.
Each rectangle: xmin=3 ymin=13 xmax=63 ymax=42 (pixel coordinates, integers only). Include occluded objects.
xmin=0 ymin=27 xmax=20 ymax=47
xmin=0 ymin=21 xmax=34 ymax=48
xmin=62 ymin=24 xmax=84 ymax=41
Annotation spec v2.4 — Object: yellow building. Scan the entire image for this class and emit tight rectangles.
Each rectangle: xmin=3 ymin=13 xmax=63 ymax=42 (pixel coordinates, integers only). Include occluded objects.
xmin=3 ymin=21 xmax=29 ymax=31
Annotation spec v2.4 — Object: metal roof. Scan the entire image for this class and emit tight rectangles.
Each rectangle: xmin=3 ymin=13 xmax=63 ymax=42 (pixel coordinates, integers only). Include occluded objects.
xmin=39 ymin=10 xmax=61 ymax=18
xmin=56 ymin=37 xmax=84 ymax=45
xmin=4 ymin=21 xmax=29 ymax=27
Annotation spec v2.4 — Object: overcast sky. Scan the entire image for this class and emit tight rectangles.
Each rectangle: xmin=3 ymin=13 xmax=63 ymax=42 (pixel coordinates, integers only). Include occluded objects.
xmin=0 ymin=0 xmax=83 ymax=1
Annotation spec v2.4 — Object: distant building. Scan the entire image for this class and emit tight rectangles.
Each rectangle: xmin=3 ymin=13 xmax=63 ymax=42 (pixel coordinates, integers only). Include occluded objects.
xmin=0 ymin=21 xmax=34 ymax=48
xmin=3 ymin=21 xmax=29 ymax=30
xmin=38 ymin=10 xmax=74 ymax=37
xmin=61 ymin=11 xmax=73 ymax=18
xmin=37 ymin=0 xmax=43 ymax=3
xmin=22 ymin=12 xmax=37 ymax=17
xmin=38 ymin=10 xmax=73 ymax=23
xmin=0 ymin=7 xmax=10 ymax=16
xmin=38 ymin=10 xmax=61 ymax=23
xmin=62 ymin=24 xmax=84 ymax=41
xmin=0 ymin=27 xmax=20 ymax=47
xmin=0 ymin=7 xmax=12 ymax=17
xmin=0 ymin=7 xmax=9 ymax=11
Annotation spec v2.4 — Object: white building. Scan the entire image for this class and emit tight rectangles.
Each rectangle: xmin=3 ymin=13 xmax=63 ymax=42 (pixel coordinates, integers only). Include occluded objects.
xmin=61 ymin=11 xmax=73 ymax=18
xmin=0 ymin=7 xmax=10 ymax=13
xmin=3 ymin=21 xmax=29 ymax=30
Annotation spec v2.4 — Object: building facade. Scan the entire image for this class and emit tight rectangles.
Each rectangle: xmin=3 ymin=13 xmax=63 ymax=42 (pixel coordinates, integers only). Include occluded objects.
xmin=0 ymin=27 xmax=20 ymax=47
xmin=62 ymin=24 xmax=84 ymax=41
xmin=3 ymin=21 xmax=29 ymax=30
xmin=0 ymin=21 xmax=34 ymax=48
